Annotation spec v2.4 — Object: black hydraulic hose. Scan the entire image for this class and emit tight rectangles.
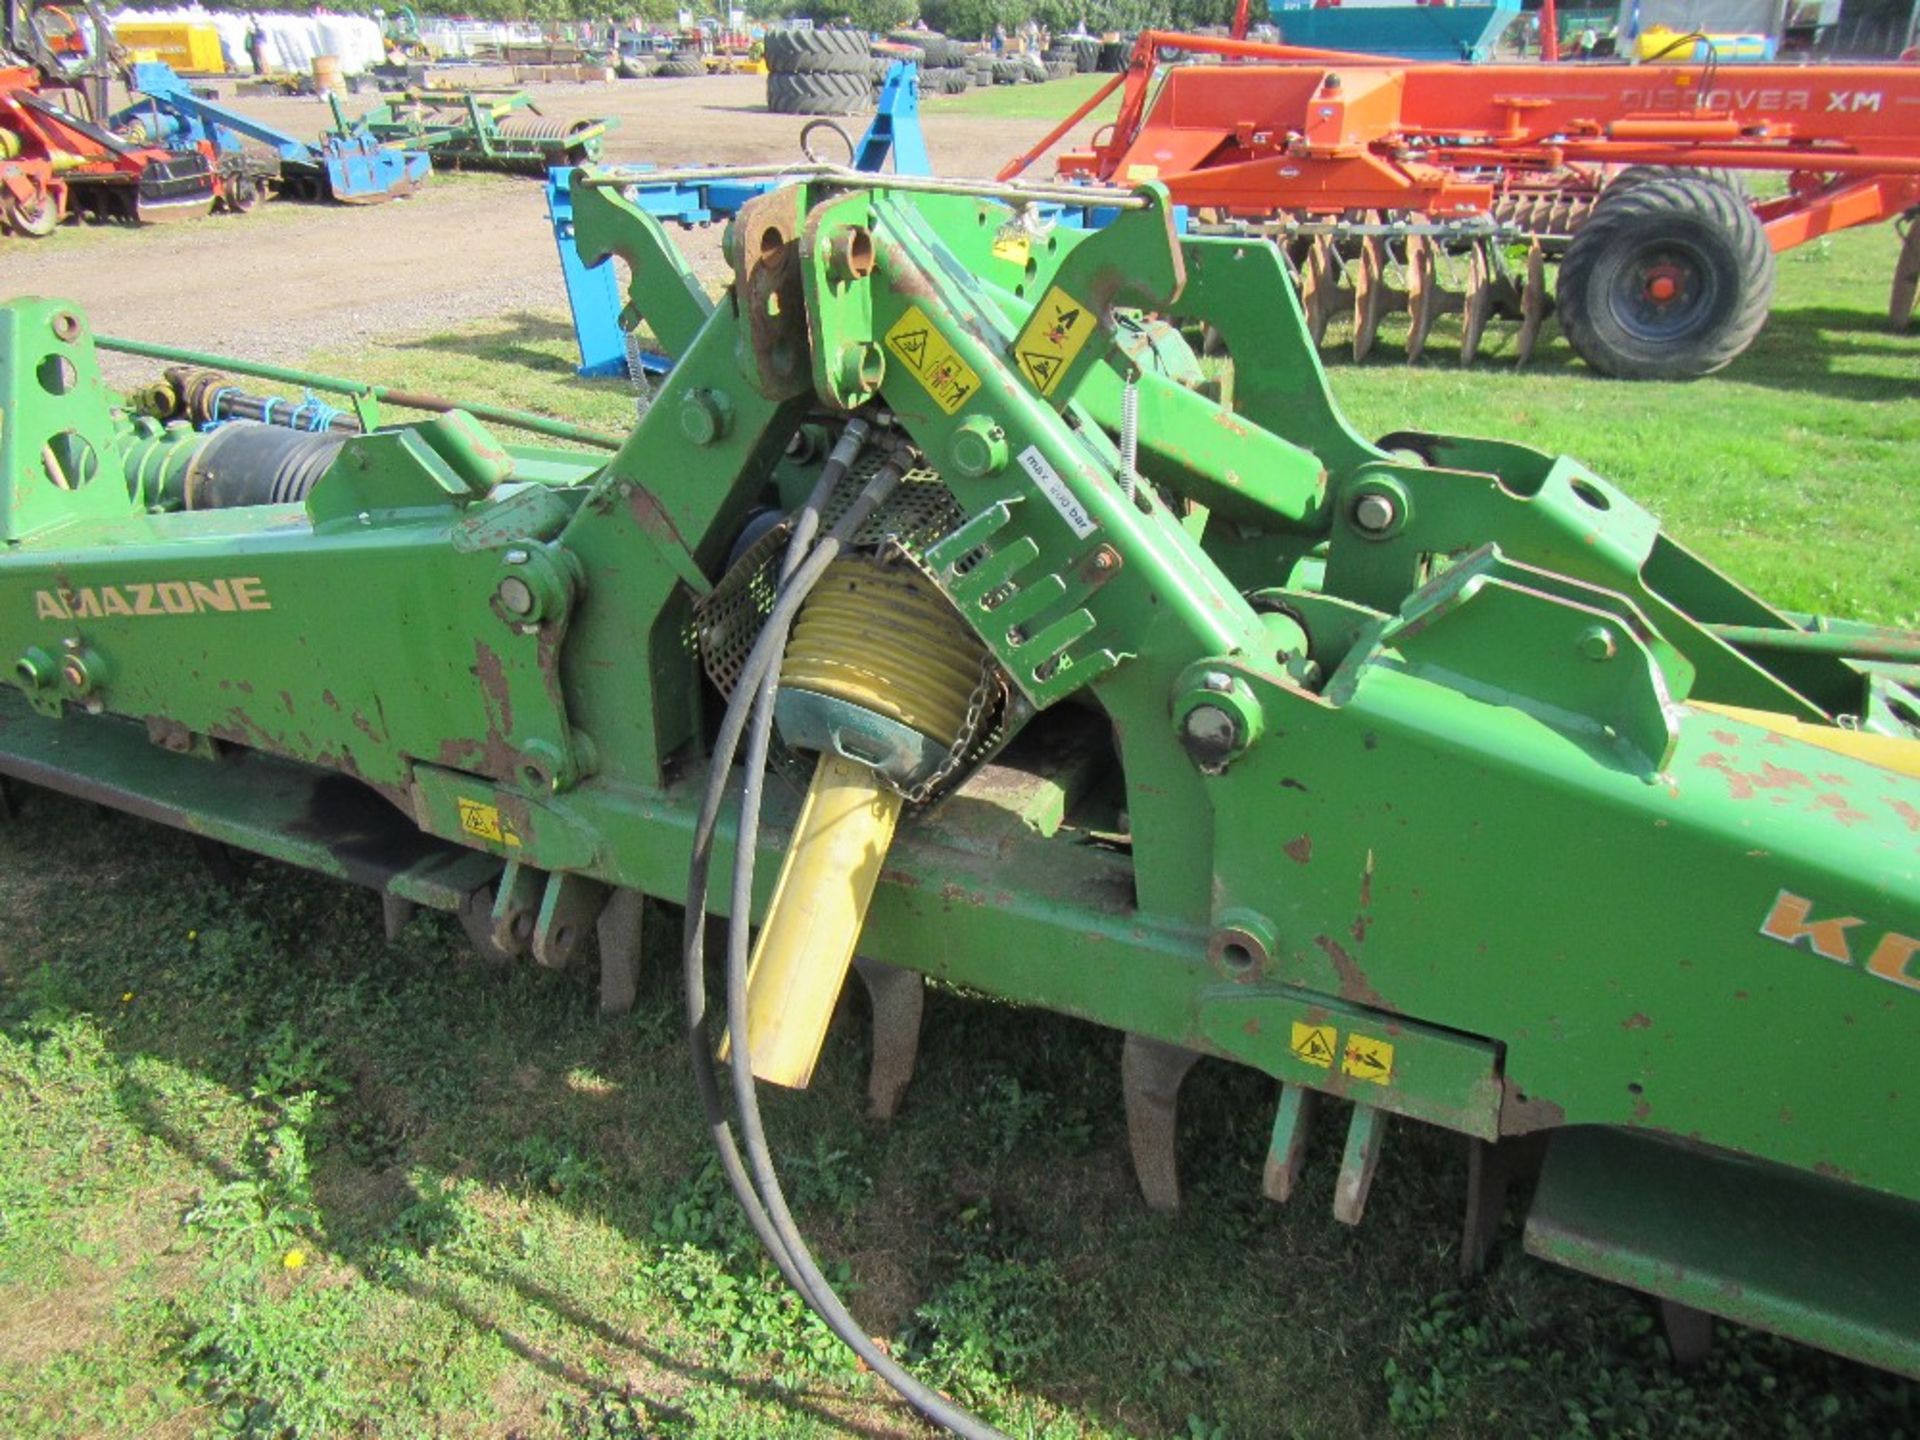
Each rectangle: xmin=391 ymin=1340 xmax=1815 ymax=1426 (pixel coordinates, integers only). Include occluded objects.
xmin=680 ymin=421 xmax=873 ymax=1297
xmin=681 ymin=439 xmax=1008 ymax=1440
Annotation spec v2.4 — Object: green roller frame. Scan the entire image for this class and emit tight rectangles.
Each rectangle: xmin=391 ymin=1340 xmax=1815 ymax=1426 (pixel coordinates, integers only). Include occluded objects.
xmin=2 ymin=165 xmax=1918 ymax=1391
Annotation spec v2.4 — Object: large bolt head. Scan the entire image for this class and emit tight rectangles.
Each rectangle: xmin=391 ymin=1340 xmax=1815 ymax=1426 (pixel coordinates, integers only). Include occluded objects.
xmin=496 ymin=576 xmax=536 ymax=618
xmin=1353 ymin=492 xmax=1398 ymax=533
xmin=1181 ymin=703 xmax=1241 ymax=761
xmin=678 ymin=388 xmax=733 ymax=446
xmin=949 ymin=416 xmax=1008 ymax=478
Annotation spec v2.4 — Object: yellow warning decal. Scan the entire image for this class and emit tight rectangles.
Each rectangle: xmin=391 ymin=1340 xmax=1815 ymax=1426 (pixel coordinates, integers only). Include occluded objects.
xmin=1290 ymin=1022 xmax=1337 ymax=1070
xmin=1342 ymin=1033 xmax=1395 ymax=1085
xmin=457 ymin=797 xmax=520 ymax=847
xmin=1123 ymin=163 xmax=1160 ymax=182
xmin=884 ymin=306 xmax=980 ymax=415
xmin=991 ymin=230 xmax=1032 ymax=267
xmin=1012 ymin=285 xmax=1099 ymax=397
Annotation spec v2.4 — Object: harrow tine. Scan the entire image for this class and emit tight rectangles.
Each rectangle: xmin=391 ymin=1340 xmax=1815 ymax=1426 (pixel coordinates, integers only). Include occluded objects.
xmin=1405 ymin=232 xmax=1440 ymax=363
xmin=595 ymin=888 xmax=646 ymax=1015
xmin=1516 ymin=240 xmax=1549 ymax=366
xmin=1121 ymin=1033 xmax=1202 ymax=1212
xmin=1891 ymin=220 xmax=1920 ymax=333
xmin=853 ymin=956 xmax=925 ymax=1120
xmin=1459 ymin=240 xmax=1494 ymax=366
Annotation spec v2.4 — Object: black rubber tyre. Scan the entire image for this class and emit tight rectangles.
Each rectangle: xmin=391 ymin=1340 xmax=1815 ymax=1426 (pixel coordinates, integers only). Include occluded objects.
xmin=656 ymin=56 xmax=705 ymax=78
xmin=875 ymin=43 xmax=925 ymax=65
xmin=1097 ymin=39 xmax=1128 ymax=70
xmin=921 ymin=35 xmax=964 ymax=67
xmin=1606 ymin=164 xmax=1745 ymax=198
xmin=765 ymin=27 xmax=870 ymax=74
xmin=1045 ymin=59 xmax=1075 ymax=81
xmin=991 ymin=59 xmax=1023 ymax=84
xmin=940 ymin=68 xmax=970 ymax=93
xmin=1073 ymin=37 xmax=1099 ymax=70
xmin=767 ymin=69 xmax=873 ymax=115
xmin=1557 ymin=176 xmax=1774 ymax=380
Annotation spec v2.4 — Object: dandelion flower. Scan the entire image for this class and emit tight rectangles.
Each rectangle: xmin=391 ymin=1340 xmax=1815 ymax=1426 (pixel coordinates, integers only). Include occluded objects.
xmin=282 ymin=1249 xmax=306 ymax=1271
xmin=120 ymin=992 xmax=134 ymax=1003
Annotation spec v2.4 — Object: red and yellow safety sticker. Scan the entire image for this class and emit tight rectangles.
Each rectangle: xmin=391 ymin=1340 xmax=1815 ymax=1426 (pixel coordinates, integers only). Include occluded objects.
xmin=1012 ymin=284 xmax=1098 ymax=397
xmin=884 ymin=306 xmax=980 ymax=414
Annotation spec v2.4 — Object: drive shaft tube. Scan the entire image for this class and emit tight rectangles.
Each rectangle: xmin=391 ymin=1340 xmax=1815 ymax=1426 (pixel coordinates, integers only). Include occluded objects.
xmin=737 ymin=553 xmax=985 ymax=1089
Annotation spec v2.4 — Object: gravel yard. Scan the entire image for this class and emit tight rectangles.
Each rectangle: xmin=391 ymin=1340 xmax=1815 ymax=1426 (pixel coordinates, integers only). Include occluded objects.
xmin=5 ymin=73 xmax=1095 ymax=385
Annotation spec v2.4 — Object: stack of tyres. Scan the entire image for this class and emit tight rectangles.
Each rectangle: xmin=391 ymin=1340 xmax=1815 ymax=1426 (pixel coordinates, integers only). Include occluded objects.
xmin=764 ymin=28 xmax=872 ymax=115
xmin=910 ymin=33 xmax=972 ymax=94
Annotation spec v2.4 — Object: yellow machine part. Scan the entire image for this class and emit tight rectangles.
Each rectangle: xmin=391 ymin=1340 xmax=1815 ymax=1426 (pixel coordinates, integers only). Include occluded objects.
xmin=1694 ymin=701 xmax=1920 ymax=781
xmin=778 ymin=560 xmax=982 ymax=748
xmin=736 ymin=556 xmax=984 ymax=1090
xmin=112 ymin=22 xmax=227 ymax=74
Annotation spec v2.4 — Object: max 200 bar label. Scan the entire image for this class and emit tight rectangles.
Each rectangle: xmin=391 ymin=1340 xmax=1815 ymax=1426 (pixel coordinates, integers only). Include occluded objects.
xmin=34 ymin=577 xmax=273 ymax=621
xmin=1016 ymin=446 xmax=1096 ymax=539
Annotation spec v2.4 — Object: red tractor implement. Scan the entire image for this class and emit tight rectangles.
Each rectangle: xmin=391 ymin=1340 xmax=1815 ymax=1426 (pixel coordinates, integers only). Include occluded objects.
xmin=1004 ymin=32 xmax=1920 ymax=377
xmin=0 ymin=68 xmax=216 ymax=228
xmin=0 ymin=2 xmax=220 ymax=237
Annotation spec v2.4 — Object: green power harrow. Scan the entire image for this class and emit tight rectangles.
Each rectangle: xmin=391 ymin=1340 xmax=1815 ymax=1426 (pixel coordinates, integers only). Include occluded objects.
xmin=4 ymin=168 xmax=1920 ymax=1430
xmin=335 ymin=88 xmax=609 ymax=175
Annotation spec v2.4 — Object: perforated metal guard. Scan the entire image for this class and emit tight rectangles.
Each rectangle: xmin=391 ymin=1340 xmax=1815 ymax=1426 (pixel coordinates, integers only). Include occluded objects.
xmin=692 ymin=455 xmax=1011 ymax=804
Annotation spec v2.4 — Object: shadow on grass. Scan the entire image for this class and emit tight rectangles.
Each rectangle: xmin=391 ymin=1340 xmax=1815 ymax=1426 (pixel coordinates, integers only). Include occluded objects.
xmin=1315 ymin=298 xmax=1918 ymax=402
xmin=4 ymin=779 xmax=1915 ymax=1440
xmin=390 ymin=311 xmax=584 ymax=378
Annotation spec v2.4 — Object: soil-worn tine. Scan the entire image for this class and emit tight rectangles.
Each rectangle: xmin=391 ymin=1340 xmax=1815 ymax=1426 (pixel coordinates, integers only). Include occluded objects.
xmin=1405 ymin=232 xmax=1439 ymax=363
xmin=1122 ymin=1033 xmax=1203 ymax=1213
xmin=1460 ymin=240 xmax=1493 ymax=366
xmin=853 ymin=956 xmax=925 ymax=1120
xmin=381 ymin=893 xmax=418 ymax=942
xmin=1890 ymin=221 xmax=1920 ymax=333
xmin=1516 ymin=240 xmax=1549 ymax=366
xmin=1662 ymin=1299 xmax=1716 ymax=1369
xmin=595 ymin=888 xmax=646 ymax=1015
xmin=1353 ymin=222 xmax=1386 ymax=363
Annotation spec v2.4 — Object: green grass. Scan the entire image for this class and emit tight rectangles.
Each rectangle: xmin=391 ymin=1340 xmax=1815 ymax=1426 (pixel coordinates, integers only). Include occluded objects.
xmin=3 ymin=214 xmax=1919 ymax=1440
xmin=924 ymin=72 xmax=1120 ymax=122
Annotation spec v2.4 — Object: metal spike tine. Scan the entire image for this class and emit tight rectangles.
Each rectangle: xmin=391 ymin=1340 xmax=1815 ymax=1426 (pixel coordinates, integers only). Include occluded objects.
xmin=1122 ymin=1033 xmax=1202 ymax=1212
xmin=853 ymin=956 xmax=925 ymax=1120
xmin=1333 ymin=1102 xmax=1388 ymax=1226
xmin=595 ymin=888 xmax=646 ymax=1016
xmin=381 ymin=893 xmax=418 ymax=943
xmin=1263 ymin=1083 xmax=1320 ymax=1203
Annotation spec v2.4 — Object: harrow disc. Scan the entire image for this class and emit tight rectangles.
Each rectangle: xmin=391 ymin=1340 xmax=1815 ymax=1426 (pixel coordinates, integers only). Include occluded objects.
xmin=1404 ymin=233 xmax=1439 ymax=362
xmin=1459 ymin=241 xmax=1493 ymax=365
xmin=1352 ymin=222 xmax=1386 ymax=362
xmin=1892 ymin=220 xmax=1920 ymax=334
xmin=1515 ymin=241 xmax=1549 ymax=365
xmin=1299 ymin=234 xmax=1339 ymax=346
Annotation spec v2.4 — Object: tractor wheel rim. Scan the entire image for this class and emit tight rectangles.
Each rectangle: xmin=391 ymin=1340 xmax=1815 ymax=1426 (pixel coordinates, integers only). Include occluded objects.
xmin=1609 ymin=242 xmax=1717 ymax=342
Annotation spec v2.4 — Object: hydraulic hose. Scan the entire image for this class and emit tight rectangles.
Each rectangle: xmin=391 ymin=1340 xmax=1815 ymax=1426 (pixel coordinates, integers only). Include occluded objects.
xmin=682 ymin=424 xmax=1008 ymax=1440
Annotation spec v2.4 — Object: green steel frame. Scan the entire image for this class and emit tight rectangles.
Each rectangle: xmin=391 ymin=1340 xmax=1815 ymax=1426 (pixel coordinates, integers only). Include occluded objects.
xmin=2 ymin=169 xmax=1918 ymax=1384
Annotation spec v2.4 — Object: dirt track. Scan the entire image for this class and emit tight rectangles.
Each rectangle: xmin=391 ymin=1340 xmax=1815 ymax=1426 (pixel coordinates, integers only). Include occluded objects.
xmin=4 ymin=74 xmax=1096 ymax=382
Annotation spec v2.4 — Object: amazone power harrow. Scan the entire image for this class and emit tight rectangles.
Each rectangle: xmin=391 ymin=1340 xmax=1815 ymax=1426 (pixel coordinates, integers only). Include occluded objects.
xmin=4 ymin=168 xmax=1919 ymax=1431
